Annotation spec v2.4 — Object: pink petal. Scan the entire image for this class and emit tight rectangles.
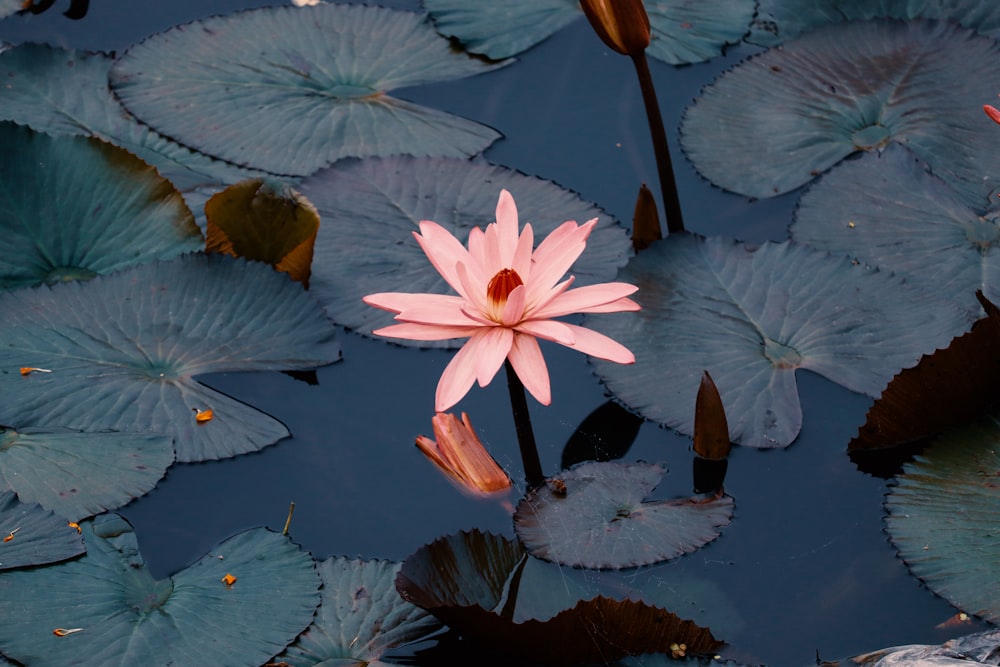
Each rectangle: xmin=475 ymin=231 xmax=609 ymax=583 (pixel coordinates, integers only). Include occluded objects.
xmin=362 ymin=291 xmax=410 ymax=314
xmin=495 ymin=189 xmax=520 ymax=267
xmin=508 ymin=333 xmax=551 ymax=405
xmin=531 ymin=282 xmax=640 ymax=319
xmin=527 ymin=219 xmax=597 ymax=300
xmin=467 ymin=226 xmax=487 ymax=269
xmin=482 ymin=218 xmax=503 ymax=274
xmin=414 ymin=221 xmax=481 ymax=299
xmin=578 ymin=296 xmax=641 ymax=314
xmin=515 ymin=318 xmax=576 ymax=345
xmin=474 ymin=326 xmax=514 ymax=388
xmin=524 ymin=276 xmax=575 ymax=316
xmin=373 ymin=322 xmax=481 ymax=341
xmin=365 ymin=292 xmax=470 ymax=323
xmin=511 ymin=222 xmax=534 ymax=280
xmin=556 ymin=323 xmax=635 ymax=363
xmin=436 ymin=332 xmax=486 ymax=411
xmin=500 ymin=284 xmax=527 ymax=325
xmin=457 ymin=261 xmax=490 ymax=317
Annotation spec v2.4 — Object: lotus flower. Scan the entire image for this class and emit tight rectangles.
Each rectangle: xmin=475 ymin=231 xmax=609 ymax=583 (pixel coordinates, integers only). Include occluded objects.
xmin=364 ymin=189 xmax=639 ymax=411
xmin=416 ymin=412 xmax=511 ymax=496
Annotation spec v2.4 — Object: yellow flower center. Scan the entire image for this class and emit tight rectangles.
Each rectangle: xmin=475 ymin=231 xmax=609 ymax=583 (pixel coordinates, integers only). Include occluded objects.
xmin=486 ymin=268 xmax=523 ymax=321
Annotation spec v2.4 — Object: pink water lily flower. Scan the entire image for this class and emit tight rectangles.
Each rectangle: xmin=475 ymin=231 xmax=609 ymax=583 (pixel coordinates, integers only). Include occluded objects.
xmin=363 ymin=189 xmax=639 ymax=412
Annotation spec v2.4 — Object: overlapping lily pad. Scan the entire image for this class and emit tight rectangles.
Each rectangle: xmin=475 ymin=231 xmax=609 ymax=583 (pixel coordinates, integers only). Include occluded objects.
xmin=0 ymin=513 xmax=321 ymax=667
xmin=792 ymin=145 xmax=1000 ymax=317
xmin=396 ymin=529 xmax=724 ymax=665
xmin=681 ymin=19 xmax=1000 ymax=205
xmin=0 ymin=427 xmax=173 ymax=520
xmin=749 ymin=0 xmax=1000 ymax=46
xmin=0 ymin=491 xmax=84 ymax=570
xmin=423 ymin=0 xmax=754 ymax=64
xmin=0 ymin=253 xmax=340 ymax=462
xmin=298 ymin=156 xmax=632 ymax=346
xmin=109 ymin=4 xmax=505 ymax=177
xmin=0 ymin=122 xmax=202 ymax=289
xmin=0 ymin=1 xmax=20 ymax=19
xmin=278 ymin=556 xmax=442 ymax=666
xmin=587 ymin=234 xmax=968 ymax=448
xmin=885 ymin=417 xmax=1000 ymax=623
xmin=0 ymin=43 xmax=264 ymax=194
xmin=514 ymin=462 xmax=733 ymax=569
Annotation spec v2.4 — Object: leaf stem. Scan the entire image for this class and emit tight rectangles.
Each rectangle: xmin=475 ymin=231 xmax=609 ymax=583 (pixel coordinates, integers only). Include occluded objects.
xmin=630 ymin=51 xmax=685 ymax=235
xmin=504 ymin=359 xmax=544 ymax=488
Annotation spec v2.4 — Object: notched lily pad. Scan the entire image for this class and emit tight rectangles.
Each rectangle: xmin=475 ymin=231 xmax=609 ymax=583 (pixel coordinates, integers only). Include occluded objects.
xmin=0 ymin=122 xmax=201 ymax=290
xmin=0 ymin=253 xmax=340 ymax=462
xmin=682 ymin=19 xmax=1000 ymax=204
xmin=109 ymin=4 xmax=506 ymax=177
xmin=277 ymin=556 xmax=442 ymax=666
xmin=0 ymin=426 xmax=173 ymax=521
xmin=0 ymin=490 xmax=84 ymax=570
xmin=396 ymin=529 xmax=723 ymax=665
xmin=514 ymin=461 xmax=733 ymax=569
xmin=587 ymin=233 xmax=968 ymax=448
xmin=299 ymin=155 xmax=632 ymax=346
xmin=886 ymin=421 xmax=1000 ymax=622
xmin=0 ymin=513 xmax=321 ymax=667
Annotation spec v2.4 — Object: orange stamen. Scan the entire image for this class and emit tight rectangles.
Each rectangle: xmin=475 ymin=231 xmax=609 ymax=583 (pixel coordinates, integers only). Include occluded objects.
xmin=486 ymin=268 xmax=523 ymax=320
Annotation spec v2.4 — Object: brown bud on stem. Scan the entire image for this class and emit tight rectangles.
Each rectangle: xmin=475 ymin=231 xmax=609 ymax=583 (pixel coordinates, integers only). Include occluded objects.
xmin=579 ymin=0 xmax=651 ymax=56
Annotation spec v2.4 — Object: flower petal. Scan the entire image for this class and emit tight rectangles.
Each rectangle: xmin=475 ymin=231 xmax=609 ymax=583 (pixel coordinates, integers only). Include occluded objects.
xmin=436 ymin=335 xmax=483 ymax=411
xmin=373 ymin=322 xmax=480 ymax=341
xmin=457 ymin=261 xmax=490 ymax=317
xmin=508 ymin=332 xmax=551 ymax=405
xmin=531 ymin=282 xmax=640 ymax=319
xmin=511 ymin=222 xmax=534 ymax=280
xmin=365 ymin=292 xmax=469 ymax=321
xmin=414 ymin=220 xmax=481 ymax=298
xmin=578 ymin=296 xmax=641 ymax=314
xmin=474 ymin=326 xmax=513 ymax=388
xmin=495 ymin=189 xmax=520 ymax=267
xmin=527 ymin=218 xmax=598 ymax=300
xmin=557 ymin=322 xmax=635 ymax=363
xmin=515 ymin=318 xmax=576 ymax=345
xmin=500 ymin=284 xmax=527 ymax=325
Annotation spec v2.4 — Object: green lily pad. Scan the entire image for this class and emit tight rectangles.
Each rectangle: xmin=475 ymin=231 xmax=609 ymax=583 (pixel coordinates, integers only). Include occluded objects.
xmin=0 ymin=253 xmax=340 ymax=462
xmin=514 ymin=462 xmax=733 ymax=569
xmin=0 ymin=426 xmax=173 ymax=521
xmin=792 ymin=145 xmax=1000 ymax=318
xmin=396 ymin=529 xmax=724 ymax=665
xmin=749 ymin=0 xmax=1000 ymax=46
xmin=0 ymin=43 xmax=264 ymax=193
xmin=885 ymin=416 xmax=1000 ymax=622
xmin=109 ymin=4 xmax=505 ymax=177
xmin=0 ymin=491 xmax=84 ymax=571
xmin=424 ymin=0 xmax=754 ymax=64
xmin=0 ymin=122 xmax=202 ymax=290
xmin=587 ymin=234 xmax=968 ymax=448
xmin=0 ymin=513 xmax=321 ymax=667
xmin=681 ymin=19 xmax=1000 ymax=204
xmin=298 ymin=155 xmax=632 ymax=347
xmin=278 ymin=556 xmax=442 ymax=666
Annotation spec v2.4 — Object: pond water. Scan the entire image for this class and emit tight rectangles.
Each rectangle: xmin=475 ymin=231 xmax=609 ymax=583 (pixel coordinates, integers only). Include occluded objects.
xmin=0 ymin=2 xmax=987 ymax=665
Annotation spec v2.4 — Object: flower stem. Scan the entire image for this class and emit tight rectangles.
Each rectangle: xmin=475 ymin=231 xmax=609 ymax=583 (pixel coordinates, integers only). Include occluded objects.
xmin=630 ymin=51 xmax=685 ymax=235
xmin=504 ymin=359 xmax=544 ymax=488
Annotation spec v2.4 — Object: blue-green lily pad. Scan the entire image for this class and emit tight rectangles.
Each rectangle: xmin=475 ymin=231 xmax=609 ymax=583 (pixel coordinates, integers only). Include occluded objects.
xmin=885 ymin=415 xmax=1000 ymax=623
xmin=749 ymin=0 xmax=1000 ymax=46
xmin=0 ymin=121 xmax=202 ymax=290
xmin=587 ymin=234 xmax=968 ymax=448
xmin=0 ymin=491 xmax=84 ymax=571
xmin=0 ymin=426 xmax=173 ymax=521
xmin=278 ymin=556 xmax=442 ymax=666
xmin=0 ymin=513 xmax=321 ymax=667
xmin=298 ymin=155 xmax=632 ymax=347
xmin=792 ymin=145 xmax=1000 ymax=319
xmin=424 ymin=0 xmax=754 ymax=64
xmin=0 ymin=0 xmax=20 ymax=19
xmin=0 ymin=43 xmax=264 ymax=194
xmin=109 ymin=4 xmax=505 ymax=177
xmin=681 ymin=19 xmax=1000 ymax=205
xmin=514 ymin=462 xmax=733 ymax=569
xmin=0 ymin=253 xmax=340 ymax=462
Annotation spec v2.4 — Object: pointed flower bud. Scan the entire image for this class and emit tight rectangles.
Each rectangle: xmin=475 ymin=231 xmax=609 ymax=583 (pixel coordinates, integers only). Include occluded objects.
xmin=416 ymin=412 xmax=512 ymax=496
xmin=579 ymin=0 xmax=651 ymax=56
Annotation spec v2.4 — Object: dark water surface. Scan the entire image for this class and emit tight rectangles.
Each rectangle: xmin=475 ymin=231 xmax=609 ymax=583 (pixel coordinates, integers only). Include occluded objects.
xmin=0 ymin=2 xmax=984 ymax=665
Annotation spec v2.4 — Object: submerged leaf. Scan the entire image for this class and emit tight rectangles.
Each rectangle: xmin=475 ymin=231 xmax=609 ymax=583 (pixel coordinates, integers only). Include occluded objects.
xmin=0 ymin=122 xmax=201 ymax=289
xmin=0 ymin=254 xmax=340 ymax=462
xmin=0 ymin=514 xmax=321 ymax=667
xmin=205 ymin=178 xmax=319 ymax=287
xmin=682 ymin=20 xmax=1000 ymax=204
xmin=278 ymin=557 xmax=442 ymax=666
xmin=587 ymin=234 xmax=967 ymax=448
xmin=514 ymin=461 xmax=733 ymax=569
xmin=886 ymin=423 xmax=1000 ymax=622
xmin=0 ymin=491 xmax=84 ymax=570
xmin=0 ymin=426 xmax=173 ymax=521
xmin=109 ymin=4 xmax=505 ymax=176
xmin=396 ymin=529 xmax=724 ymax=665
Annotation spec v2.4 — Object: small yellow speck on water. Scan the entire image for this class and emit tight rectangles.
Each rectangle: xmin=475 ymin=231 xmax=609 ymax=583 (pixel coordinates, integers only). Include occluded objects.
xmin=670 ymin=643 xmax=687 ymax=659
xmin=221 ymin=573 xmax=237 ymax=587
xmin=3 ymin=527 xmax=19 ymax=542
xmin=53 ymin=628 xmax=83 ymax=637
xmin=193 ymin=408 xmax=214 ymax=423
xmin=848 ymin=221 xmax=856 ymax=228
xmin=68 ymin=522 xmax=81 ymax=534
xmin=20 ymin=367 xmax=52 ymax=376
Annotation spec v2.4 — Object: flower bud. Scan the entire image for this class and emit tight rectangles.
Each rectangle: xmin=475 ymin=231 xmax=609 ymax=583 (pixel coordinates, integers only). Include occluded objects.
xmin=416 ymin=412 xmax=512 ymax=496
xmin=579 ymin=0 xmax=651 ymax=56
